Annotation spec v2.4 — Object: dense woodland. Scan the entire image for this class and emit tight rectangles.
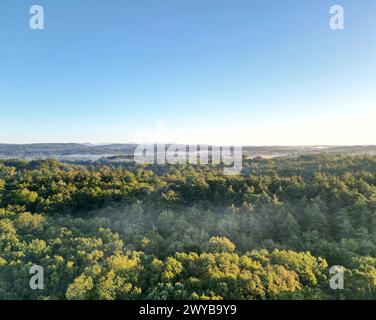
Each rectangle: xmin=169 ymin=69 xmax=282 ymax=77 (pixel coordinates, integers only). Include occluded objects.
xmin=1 ymin=154 xmax=376 ymax=300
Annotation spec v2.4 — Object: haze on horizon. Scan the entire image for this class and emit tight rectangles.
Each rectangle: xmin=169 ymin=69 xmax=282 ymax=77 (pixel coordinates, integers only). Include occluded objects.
xmin=1 ymin=0 xmax=375 ymax=146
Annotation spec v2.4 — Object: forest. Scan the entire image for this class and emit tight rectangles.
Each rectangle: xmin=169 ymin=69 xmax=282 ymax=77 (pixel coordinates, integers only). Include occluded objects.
xmin=1 ymin=154 xmax=376 ymax=300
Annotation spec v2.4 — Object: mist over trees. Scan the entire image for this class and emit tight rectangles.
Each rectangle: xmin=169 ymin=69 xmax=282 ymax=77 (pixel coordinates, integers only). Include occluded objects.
xmin=1 ymin=155 xmax=376 ymax=299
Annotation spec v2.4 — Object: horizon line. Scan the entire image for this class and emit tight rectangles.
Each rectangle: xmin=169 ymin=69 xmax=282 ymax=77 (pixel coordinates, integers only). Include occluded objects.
xmin=0 ymin=142 xmax=376 ymax=148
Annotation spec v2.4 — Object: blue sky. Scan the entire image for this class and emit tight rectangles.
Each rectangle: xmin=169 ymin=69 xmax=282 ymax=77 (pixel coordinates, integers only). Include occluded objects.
xmin=0 ymin=0 xmax=375 ymax=145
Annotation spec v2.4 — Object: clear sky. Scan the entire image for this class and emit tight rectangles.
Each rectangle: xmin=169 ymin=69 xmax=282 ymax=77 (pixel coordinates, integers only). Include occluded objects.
xmin=1 ymin=0 xmax=375 ymax=145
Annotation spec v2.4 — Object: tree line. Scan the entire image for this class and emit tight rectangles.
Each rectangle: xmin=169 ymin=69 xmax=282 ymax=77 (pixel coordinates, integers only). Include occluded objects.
xmin=1 ymin=155 xmax=376 ymax=299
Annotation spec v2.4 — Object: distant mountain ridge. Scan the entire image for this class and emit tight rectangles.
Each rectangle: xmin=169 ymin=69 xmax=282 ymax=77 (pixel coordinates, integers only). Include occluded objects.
xmin=0 ymin=143 xmax=138 ymax=158
xmin=0 ymin=143 xmax=376 ymax=160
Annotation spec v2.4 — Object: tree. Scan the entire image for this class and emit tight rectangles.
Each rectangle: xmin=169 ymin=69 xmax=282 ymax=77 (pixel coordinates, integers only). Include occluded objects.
xmin=206 ymin=237 xmax=236 ymax=253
